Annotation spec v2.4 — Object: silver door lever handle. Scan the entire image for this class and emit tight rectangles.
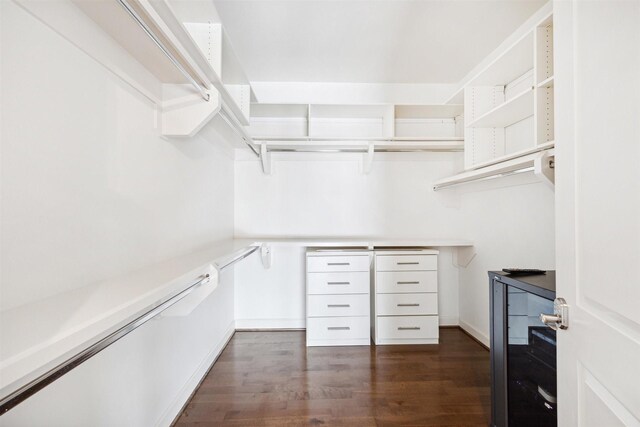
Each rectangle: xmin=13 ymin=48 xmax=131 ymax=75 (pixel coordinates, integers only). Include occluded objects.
xmin=540 ymin=297 xmax=569 ymax=330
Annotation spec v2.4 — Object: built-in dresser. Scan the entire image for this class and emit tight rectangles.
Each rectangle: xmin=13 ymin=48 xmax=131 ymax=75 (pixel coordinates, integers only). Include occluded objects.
xmin=372 ymin=249 xmax=440 ymax=344
xmin=305 ymin=249 xmax=371 ymax=346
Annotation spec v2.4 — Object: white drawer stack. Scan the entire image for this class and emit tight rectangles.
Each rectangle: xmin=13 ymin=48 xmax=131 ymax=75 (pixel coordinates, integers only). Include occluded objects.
xmin=373 ymin=249 xmax=439 ymax=345
xmin=306 ymin=249 xmax=371 ymax=347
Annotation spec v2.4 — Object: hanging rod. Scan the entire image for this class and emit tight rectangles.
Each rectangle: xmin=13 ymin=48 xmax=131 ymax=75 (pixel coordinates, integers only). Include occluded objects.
xmin=214 ymin=245 xmax=260 ymax=270
xmin=218 ymin=107 xmax=260 ymax=157
xmin=433 ymin=167 xmax=535 ymax=191
xmin=0 ymin=272 xmax=214 ymax=414
xmin=117 ymin=0 xmax=210 ymax=102
xmin=266 ymin=147 xmax=463 ymax=153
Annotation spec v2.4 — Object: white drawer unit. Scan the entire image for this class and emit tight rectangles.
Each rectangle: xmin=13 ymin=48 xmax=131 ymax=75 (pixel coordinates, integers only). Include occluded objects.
xmin=376 ymin=271 xmax=438 ymax=294
xmin=306 ymin=249 xmax=371 ymax=347
xmin=307 ymin=272 xmax=370 ymax=295
xmin=376 ymin=293 xmax=438 ymax=316
xmin=376 ymin=315 xmax=439 ymax=342
xmin=372 ymin=249 xmax=439 ymax=345
xmin=375 ymin=254 xmax=437 ymax=272
xmin=307 ymin=294 xmax=370 ymax=317
xmin=307 ymin=255 xmax=370 ymax=273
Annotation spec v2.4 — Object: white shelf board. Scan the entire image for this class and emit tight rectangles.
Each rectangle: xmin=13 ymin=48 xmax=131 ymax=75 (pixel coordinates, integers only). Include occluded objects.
xmin=537 ymin=75 xmax=555 ymax=88
xmin=466 ymin=88 xmax=534 ymax=128
xmin=433 ymin=148 xmax=554 ymax=190
xmin=395 ymin=104 xmax=464 ymax=119
xmin=250 ymin=104 xmax=309 ymax=118
xmin=76 ymin=0 xmax=251 ymax=126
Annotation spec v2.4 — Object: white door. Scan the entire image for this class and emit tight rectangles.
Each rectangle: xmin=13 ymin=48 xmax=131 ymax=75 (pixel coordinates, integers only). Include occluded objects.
xmin=555 ymin=1 xmax=640 ymax=426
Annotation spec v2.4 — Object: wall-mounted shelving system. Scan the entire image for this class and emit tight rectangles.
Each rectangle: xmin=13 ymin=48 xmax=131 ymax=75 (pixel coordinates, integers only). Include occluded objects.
xmin=72 ymin=0 xmax=259 ymax=155
xmin=249 ymin=102 xmax=464 ymax=173
xmin=435 ymin=3 xmax=554 ymax=190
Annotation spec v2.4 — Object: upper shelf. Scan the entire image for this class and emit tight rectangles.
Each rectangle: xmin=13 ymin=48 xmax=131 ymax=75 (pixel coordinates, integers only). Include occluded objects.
xmin=466 ymin=87 xmax=534 ymax=128
xmin=74 ymin=0 xmax=251 ymax=126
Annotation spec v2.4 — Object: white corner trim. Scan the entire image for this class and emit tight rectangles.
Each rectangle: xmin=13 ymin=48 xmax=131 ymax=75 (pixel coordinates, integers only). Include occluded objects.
xmin=438 ymin=315 xmax=459 ymax=327
xmin=459 ymin=319 xmax=490 ymax=348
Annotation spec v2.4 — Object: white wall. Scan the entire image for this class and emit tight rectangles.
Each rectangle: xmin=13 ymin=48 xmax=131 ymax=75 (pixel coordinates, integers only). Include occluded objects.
xmin=458 ymin=175 xmax=556 ymax=346
xmin=1 ymin=1 xmax=234 ymax=311
xmin=233 ymin=155 xmax=556 ymax=344
xmin=1 ymin=2 xmax=236 ymax=424
xmin=234 ymin=153 xmax=466 ymax=327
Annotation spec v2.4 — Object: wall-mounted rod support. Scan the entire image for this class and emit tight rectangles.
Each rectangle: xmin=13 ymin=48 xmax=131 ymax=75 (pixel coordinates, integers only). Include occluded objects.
xmin=0 ymin=273 xmax=212 ymax=415
xmin=117 ymin=0 xmax=210 ymax=102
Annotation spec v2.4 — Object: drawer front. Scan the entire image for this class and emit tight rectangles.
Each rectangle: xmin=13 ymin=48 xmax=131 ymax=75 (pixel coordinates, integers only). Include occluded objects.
xmin=307 ymin=294 xmax=370 ymax=317
xmin=307 ymin=272 xmax=370 ymax=295
xmin=377 ymin=315 xmax=439 ymax=340
xmin=307 ymin=316 xmax=370 ymax=341
xmin=307 ymin=255 xmax=370 ymax=272
xmin=376 ymin=271 xmax=437 ymax=294
xmin=376 ymin=293 xmax=437 ymax=316
xmin=376 ymin=255 xmax=437 ymax=272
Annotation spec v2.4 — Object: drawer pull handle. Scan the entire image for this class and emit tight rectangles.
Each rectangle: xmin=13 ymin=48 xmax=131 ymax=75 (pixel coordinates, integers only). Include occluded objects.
xmin=397 ymin=281 xmax=419 ymax=285
xmin=327 ymin=281 xmax=350 ymax=285
xmin=327 ymin=326 xmax=351 ymax=331
xmin=327 ymin=304 xmax=350 ymax=308
xmin=398 ymin=327 xmax=421 ymax=330
xmin=397 ymin=303 xmax=420 ymax=307
xmin=328 ymin=262 xmax=350 ymax=266
xmin=397 ymin=262 xmax=420 ymax=265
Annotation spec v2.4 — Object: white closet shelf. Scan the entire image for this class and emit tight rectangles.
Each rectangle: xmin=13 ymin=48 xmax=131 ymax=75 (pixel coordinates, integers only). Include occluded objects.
xmin=537 ymin=75 xmax=555 ymax=88
xmin=466 ymin=87 xmax=534 ymax=128
xmin=433 ymin=148 xmax=554 ymax=191
xmin=75 ymin=0 xmax=251 ymax=127
xmin=254 ymin=138 xmax=464 ymax=152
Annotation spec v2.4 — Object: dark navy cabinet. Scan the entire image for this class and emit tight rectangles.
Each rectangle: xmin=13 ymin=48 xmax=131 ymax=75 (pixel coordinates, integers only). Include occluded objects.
xmin=489 ymin=271 xmax=557 ymax=427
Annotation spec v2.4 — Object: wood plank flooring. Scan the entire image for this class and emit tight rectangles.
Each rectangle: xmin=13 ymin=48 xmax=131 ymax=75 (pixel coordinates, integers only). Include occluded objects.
xmin=174 ymin=328 xmax=490 ymax=426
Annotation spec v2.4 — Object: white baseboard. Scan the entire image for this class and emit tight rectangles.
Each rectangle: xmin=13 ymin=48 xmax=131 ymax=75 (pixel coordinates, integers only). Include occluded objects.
xmin=438 ymin=315 xmax=459 ymax=326
xmin=459 ymin=319 xmax=490 ymax=348
xmin=235 ymin=318 xmax=305 ymax=330
xmin=157 ymin=321 xmax=236 ymax=427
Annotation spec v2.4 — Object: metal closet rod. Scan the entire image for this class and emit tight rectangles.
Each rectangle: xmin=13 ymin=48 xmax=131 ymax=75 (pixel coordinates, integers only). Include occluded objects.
xmin=218 ymin=107 xmax=260 ymax=157
xmin=0 ymin=246 xmax=260 ymax=414
xmin=266 ymin=147 xmax=463 ymax=153
xmin=117 ymin=0 xmax=210 ymax=102
xmin=432 ymin=166 xmax=535 ymax=191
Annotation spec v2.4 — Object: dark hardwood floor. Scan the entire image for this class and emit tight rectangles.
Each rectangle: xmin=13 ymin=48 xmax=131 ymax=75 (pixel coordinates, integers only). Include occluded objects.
xmin=174 ymin=328 xmax=490 ymax=426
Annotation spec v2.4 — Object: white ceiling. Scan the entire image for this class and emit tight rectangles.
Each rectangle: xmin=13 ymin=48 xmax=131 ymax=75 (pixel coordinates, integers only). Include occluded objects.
xmin=212 ymin=0 xmax=545 ymax=84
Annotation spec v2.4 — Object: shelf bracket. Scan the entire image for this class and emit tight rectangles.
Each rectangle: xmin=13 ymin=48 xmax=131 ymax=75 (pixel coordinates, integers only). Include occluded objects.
xmin=363 ymin=143 xmax=374 ymax=174
xmin=260 ymin=244 xmax=272 ymax=269
xmin=260 ymin=144 xmax=272 ymax=175
xmin=534 ymin=151 xmax=555 ymax=189
xmin=453 ymin=246 xmax=476 ymax=268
